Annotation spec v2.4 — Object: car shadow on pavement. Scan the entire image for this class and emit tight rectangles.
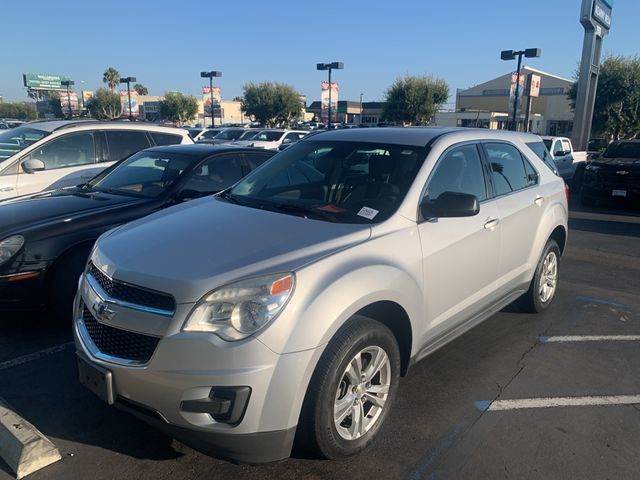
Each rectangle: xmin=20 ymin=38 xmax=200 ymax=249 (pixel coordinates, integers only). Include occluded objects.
xmin=568 ymin=217 xmax=640 ymax=238
xmin=0 ymin=350 xmax=185 ymax=466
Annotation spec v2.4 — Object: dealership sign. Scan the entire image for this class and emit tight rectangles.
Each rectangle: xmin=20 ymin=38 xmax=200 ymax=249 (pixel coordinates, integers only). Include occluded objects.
xmin=23 ymin=73 xmax=72 ymax=91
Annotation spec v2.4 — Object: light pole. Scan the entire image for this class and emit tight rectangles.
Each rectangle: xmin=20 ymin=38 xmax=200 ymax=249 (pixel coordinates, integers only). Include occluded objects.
xmin=500 ymin=48 xmax=540 ymax=131
xmin=359 ymin=93 xmax=363 ymax=126
xmin=200 ymin=70 xmax=222 ymax=127
xmin=61 ymin=80 xmax=74 ymax=119
xmin=317 ymin=62 xmax=344 ymax=129
xmin=119 ymin=76 xmax=137 ymax=120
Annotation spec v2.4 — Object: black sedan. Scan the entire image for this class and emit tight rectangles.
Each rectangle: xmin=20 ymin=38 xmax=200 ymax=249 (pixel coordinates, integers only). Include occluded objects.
xmin=581 ymin=140 xmax=640 ymax=207
xmin=0 ymin=144 xmax=275 ymax=320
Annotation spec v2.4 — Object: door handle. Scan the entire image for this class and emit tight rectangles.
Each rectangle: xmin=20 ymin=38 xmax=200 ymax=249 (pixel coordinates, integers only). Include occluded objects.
xmin=0 ymin=186 xmax=15 ymax=192
xmin=534 ymin=195 xmax=544 ymax=206
xmin=484 ymin=217 xmax=499 ymax=230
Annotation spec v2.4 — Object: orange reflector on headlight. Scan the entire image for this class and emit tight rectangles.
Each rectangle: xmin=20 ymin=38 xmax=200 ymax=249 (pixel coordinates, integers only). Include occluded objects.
xmin=270 ymin=275 xmax=293 ymax=295
xmin=6 ymin=271 xmax=41 ymax=282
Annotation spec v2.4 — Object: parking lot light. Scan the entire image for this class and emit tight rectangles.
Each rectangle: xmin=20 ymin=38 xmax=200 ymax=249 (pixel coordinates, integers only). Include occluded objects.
xmin=500 ymin=48 xmax=540 ymax=131
xmin=119 ymin=76 xmax=137 ymax=121
xmin=60 ymin=80 xmax=74 ymax=119
xmin=316 ymin=62 xmax=344 ymax=129
xmin=201 ymin=71 xmax=223 ymax=127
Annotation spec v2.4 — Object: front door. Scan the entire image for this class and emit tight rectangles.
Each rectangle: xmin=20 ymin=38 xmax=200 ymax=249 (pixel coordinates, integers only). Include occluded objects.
xmin=417 ymin=143 xmax=501 ymax=340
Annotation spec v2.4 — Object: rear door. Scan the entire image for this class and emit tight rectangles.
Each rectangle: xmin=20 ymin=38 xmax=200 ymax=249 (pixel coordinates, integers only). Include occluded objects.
xmin=482 ymin=141 xmax=544 ymax=292
xmin=16 ymin=131 xmax=100 ymax=194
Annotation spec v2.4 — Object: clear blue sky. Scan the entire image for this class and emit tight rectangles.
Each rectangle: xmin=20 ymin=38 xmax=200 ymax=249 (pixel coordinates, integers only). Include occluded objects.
xmin=1 ymin=0 xmax=637 ymax=106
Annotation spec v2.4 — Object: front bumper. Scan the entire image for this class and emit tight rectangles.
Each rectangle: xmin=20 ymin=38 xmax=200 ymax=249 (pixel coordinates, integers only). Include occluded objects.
xmin=73 ymin=276 xmax=320 ymax=463
xmin=0 ymin=270 xmax=47 ymax=312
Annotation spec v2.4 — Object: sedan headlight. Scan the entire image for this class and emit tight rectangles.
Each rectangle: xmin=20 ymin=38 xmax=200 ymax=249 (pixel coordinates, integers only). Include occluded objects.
xmin=0 ymin=235 xmax=24 ymax=266
xmin=182 ymin=273 xmax=295 ymax=341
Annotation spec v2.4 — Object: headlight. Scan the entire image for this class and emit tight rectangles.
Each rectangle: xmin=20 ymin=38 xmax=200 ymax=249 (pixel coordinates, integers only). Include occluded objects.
xmin=0 ymin=235 xmax=24 ymax=266
xmin=182 ymin=273 xmax=295 ymax=341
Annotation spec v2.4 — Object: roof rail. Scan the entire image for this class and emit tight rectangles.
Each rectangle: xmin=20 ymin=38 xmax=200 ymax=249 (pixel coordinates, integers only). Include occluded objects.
xmin=53 ymin=120 xmax=101 ymax=131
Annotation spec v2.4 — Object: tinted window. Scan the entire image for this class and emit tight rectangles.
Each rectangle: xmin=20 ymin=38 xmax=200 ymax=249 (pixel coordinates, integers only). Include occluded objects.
xmin=526 ymin=141 xmax=558 ymax=175
xmin=181 ymin=154 xmax=244 ymax=194
xmin=485 ymin=143 xmax=530 ymax=196
xmin=215 ymin=129 xmax=244 ymax=140
xmin=253 ymin=131 xmax=284 ymax=142
xmin=27 ymin=132 xmax=96 ymax=170
xmin=105 ymin=130 xmax=151 ymax=162
xmin=603 ymin=141 xmax=640 ymax=159
xmin=425 ymin=144 xmax=486 ymax=202
xmin=151 ymin=132 xmax=182 ymax=146
xmin=0 ymin=126 xmax=49 ymax=162
xmin=244 ymin=153 xmax=273 ymax=171
xmin=199 ymin=130 xmax=220 ymax=140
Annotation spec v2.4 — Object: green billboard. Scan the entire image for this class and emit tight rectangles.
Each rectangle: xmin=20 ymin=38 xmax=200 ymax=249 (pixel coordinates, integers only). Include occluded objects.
xmin=23 ymin=73 xmax=71 ymax=91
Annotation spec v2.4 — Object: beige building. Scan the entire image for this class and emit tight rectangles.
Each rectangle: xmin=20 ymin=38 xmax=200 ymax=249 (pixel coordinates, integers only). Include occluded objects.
xmin=454 ymin=66 xmax=574 ymax=136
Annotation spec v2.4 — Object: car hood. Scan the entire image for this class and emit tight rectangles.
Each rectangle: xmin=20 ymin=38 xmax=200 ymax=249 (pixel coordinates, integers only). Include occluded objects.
xmin=93 ymin=197 xmax=371 ymax=303
xmin=0 ymin=188 xmax=147 ymax=235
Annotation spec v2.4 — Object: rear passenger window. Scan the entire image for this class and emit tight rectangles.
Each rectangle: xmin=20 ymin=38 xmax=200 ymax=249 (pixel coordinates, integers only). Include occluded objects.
xmin=484 ymin=143 xmax=531 ymax=196
xmin=105 ymin=131 xmax=151 ymax=162
xmin=425 ymin=144 xmax=487 ymax=202
xmin=151 ymin=132 xmax=182 ymax=146
xmin=526 ymin=141 xmax=558 ymax=175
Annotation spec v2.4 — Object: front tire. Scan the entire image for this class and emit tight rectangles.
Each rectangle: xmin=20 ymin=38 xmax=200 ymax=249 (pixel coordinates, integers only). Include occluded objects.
xmin=48 ymin=247 xmax=91 ymax=323
xmin=518 ymin=239 xmax=560 ymax=313
xmin=298 ymin=316 xmax=400 ymax=459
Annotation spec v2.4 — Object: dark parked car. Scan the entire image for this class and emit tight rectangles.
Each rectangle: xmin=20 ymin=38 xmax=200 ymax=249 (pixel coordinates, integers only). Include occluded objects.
xmin=581 ymin=140 xmax=640 ymax=207
xmin=0 ymin=144 xmax=275 ymax=320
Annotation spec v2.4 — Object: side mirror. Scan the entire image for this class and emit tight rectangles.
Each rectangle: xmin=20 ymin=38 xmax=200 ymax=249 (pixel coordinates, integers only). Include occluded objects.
xmin=22 ymin=158 xmax=45 ymax=173
xmin=281 ymin=138 xmax=293 ymax=144
xmin=421 ymin=192 xmax=480 ymax=219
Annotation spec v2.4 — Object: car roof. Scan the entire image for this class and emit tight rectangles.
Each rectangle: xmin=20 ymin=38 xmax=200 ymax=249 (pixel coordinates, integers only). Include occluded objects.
xmin=302 ymin=127 xmax=541 ymax=147
xmin=23 ymin=119 xmax=190 ymax=135
xmin=143 ymin=143 xmax=277 ymax=158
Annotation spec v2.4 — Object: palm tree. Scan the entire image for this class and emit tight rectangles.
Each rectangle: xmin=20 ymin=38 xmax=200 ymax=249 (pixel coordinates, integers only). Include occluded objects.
xmin=133 ymin=84 xmax=148 ymax=96
xmin=102 ymin=67 xmax=120 ymax=92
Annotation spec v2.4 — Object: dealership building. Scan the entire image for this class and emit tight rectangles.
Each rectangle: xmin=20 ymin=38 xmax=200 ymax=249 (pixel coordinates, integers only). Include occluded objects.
xmin=435 ymin=66 xmax=574 ymax=136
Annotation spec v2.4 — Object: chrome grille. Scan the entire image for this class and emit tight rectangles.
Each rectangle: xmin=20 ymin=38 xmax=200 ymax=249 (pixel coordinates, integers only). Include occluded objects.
xmin=88 ymin=262 xmax=175 ymax=313
xmin=82 ymin=306 xmax=160 ymax=363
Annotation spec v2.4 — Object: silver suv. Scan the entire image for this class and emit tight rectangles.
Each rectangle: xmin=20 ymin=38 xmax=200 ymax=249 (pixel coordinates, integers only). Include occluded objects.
xmin=74 ymin=127 xmax=568 ymax=463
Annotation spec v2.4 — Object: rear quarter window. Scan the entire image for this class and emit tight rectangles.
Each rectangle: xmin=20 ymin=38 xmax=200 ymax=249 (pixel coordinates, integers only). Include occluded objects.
xmin=526 ymin=142 xmax=559 ymax=176
xmin=151 ymin=132 xmax=183 ymax=145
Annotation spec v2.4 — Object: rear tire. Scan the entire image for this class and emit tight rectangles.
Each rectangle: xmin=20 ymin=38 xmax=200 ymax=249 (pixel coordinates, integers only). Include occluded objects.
xmin=518 ymin=239 xmax=560 ymax=313
xmin=48 ymin=247 xmax=91 ymax=323
xmin=297 ymin=316 xmax=400 ymax=459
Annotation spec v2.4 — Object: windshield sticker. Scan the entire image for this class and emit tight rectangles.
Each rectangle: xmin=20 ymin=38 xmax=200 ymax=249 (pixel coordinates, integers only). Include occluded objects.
xmin=317 ymin=204 xmax=346 ymax=213
xmin=357 ymin=206 xmax=379 ymax=220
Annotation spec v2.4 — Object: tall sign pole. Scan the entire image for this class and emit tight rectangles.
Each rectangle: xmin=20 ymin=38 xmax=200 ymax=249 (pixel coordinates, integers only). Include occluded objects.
xmin=571 ymin=0 xmax=612 ymax=151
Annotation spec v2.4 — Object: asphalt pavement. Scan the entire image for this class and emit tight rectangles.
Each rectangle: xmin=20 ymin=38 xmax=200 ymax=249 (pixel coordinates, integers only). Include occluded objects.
xmin=1 ymin=197 xmax=639 ymax=480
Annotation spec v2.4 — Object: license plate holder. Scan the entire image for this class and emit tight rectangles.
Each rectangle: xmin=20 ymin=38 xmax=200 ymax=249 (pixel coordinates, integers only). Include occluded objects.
xmin=612 ymin=189 xmax=627 ymax=197
xmin=77 ymin=355 xmax=115 ymax=405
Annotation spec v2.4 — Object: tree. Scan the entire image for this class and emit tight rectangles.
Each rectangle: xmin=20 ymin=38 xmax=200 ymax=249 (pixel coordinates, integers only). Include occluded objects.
xmin=86 ymin=88 xmax=121 ymax=120
xmin=102 ymin=67 xmax=120 ymax=92
xmin=241 ymin=82 xmax=302 ymax=127
xmin=133 ymin=84 xmax=148 ymax=96
xmin=568 ymin=55 xmax=640 ymax=141
xmin=159 ymin=92 xmax=198 ymax=126
xmin=382 ymin=75 xmax=449 ymax=125
xmin=0 ymin=102 xmax=37 ymax=120
xmin=48 ymin=93 xmax=63 ymax=118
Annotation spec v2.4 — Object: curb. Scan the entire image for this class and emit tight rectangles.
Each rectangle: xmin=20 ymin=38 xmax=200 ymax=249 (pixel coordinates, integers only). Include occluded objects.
xmin=0 ymin=397 xmax=61 ymax=479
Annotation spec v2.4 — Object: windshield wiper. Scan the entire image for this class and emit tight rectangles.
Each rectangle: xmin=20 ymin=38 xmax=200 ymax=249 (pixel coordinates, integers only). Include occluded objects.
xmin=217 ymin=190 xmax=241 ymax=205
xmin=266 ymin=203 xmax=340 ymax=222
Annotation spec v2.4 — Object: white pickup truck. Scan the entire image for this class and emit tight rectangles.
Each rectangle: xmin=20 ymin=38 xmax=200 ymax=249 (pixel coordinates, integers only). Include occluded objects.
xmin=542 ymin=136 xmax=588 ymax=184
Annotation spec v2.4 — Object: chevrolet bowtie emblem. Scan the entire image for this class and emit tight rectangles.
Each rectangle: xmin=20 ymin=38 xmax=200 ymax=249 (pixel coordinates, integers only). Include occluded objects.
xmin=92 ymin=300 xmax=116 ymax=323
xmin=616 ymin=170 xmax=629 ymax=175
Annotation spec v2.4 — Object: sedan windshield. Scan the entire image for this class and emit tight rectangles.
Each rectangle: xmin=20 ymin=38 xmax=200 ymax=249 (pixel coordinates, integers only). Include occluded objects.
xmin=0 ymin=126 xmax=50 ymax=163
xmin=229 ymin=140 xmax=428 ymax=223
xmin=86 ymin=151 xmax=193 ymax=197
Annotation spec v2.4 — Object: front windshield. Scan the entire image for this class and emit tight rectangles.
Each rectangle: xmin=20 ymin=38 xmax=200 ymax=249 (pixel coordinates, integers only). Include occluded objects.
xmin=199 ymin=129 xmax=221 ymax=140
xmin=603 ymin=142 xmax=640 ymax=160
xmin=215 ymin=129 xmax=243 ymax=140
xmin=239 ymin=131 xmax=258 ymax=140
xmin=87 ymin=151 xmax=193 ymax=197
xmin=0 ymin=126 xmax=50 ymax=162
xmin=252 ymin=131 xmax=284 ymax=142
xmin=229 ymin=140 xmax=428 ymax=224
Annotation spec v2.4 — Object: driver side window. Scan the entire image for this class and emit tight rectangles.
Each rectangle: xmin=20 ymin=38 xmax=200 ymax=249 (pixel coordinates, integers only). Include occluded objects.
xmin=180 ymin=154 xmax=244 ymax=195
xmin=424 ymin=144 xmax=487 ymax=202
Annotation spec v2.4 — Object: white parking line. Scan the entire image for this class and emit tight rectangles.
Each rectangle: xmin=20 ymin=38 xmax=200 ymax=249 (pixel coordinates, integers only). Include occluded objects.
xmin=476 ymin=395 xmax=640 ymax=412
xmin=539 ymin=335 xmax=640 ymax=343
xmin=0 ymin=342 xmax=74 ymax=372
